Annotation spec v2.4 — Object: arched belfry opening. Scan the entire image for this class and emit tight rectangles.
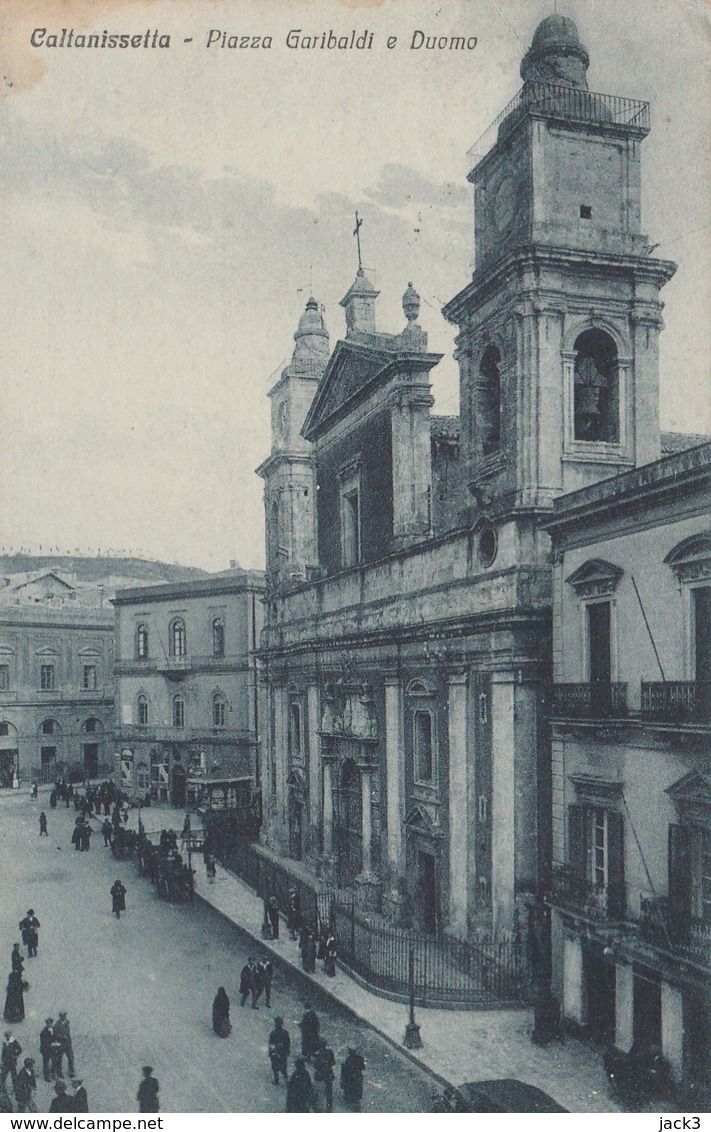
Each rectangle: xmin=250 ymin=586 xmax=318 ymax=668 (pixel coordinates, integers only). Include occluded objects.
xmin=478 ymin=344 xmax=502 ymax=456
xmin=573 ymin=329 xmax=619 ymax=442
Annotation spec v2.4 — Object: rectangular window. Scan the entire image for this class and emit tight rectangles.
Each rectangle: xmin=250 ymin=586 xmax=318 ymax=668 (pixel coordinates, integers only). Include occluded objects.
xmin=138 ymin=699 xmax=149 ymax=727
xmin=82 ymin=665 xmax=97 ymax=690
xmin=693 ymin=586 xmax=711 ymax=683
xmin=592 ymin=806 xmax=607 ymax=888
xmin=0 ymin=665 xmax=9 ymax=690
xmin=213 ymin=699 xmax=226 ymax=728
xmin=587 ymin=601 xmax=612 ymax=684
xmin=173 ymin=699 xmax=185 ymax=728
xmin=40 ymin=664 xmax=55 ymax=691
xmin=414 ymin=710 xmax=434 ymax=783
xmin=341 ymin=488 xmax=361 ymax=567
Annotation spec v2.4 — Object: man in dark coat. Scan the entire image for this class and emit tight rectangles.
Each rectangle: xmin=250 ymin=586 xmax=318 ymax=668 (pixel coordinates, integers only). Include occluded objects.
xmin=250 ymin=961 xmax=264 ymax=1010
xmin=39 ymin=1019 xmax=54 ymax=1082
xmin=268 ymin=1017 xmax=290 ymax=1085
xmin=286 ymin=1058 xmax=314 ymax=1113
xmin=341 ymin=1048 xmax=366 ymax=1111
xmin=39 ymin=812 xmax=48 ymax=836
xmin=239 ymin=959 xmax=254 ymax=1007
xmin=313 ymin=1039 xmax=336 ymax=1112
xmin=14 ymin=1059 xmax=36 ymax=1113
xmin=301 ymin=927 xmax=317 ymax=973
xmin=287 ymin=891 xmax=301 ymax=940
xmin=49 ymin=1080 xmax=75 ymax=1113
xmin=72 ymin=1078 xmax=89 ymax=1112
xmin=258 ymin=959 xmax=274 ymax=1008
xmin=111 ymin=880 xmax=127 ymax=919
xmin=102 ymin=820 xmax=113 ymax=847
xmin=19 ymin=911 xmax=40 ymax=958
xmin=267 ymin=896 xmax=280 ymax=939
xmin=137 ymin=1066 xmax=159 ymax=1113
xmin=54 ymin=1013 xmax=75 ymax=1078
xmin=298 ymin=1005 xmax=320 ymax=1060
xmin=1 ymin=1032 xmax=21 ymax=1092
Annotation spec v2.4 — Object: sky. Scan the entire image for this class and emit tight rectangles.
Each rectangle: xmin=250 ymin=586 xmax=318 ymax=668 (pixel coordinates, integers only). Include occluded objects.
xmin=0 ymin=0 xmax=708 ymax=572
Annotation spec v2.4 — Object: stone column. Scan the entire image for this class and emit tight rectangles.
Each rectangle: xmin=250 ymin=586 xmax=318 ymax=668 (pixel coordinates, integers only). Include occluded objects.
xmin=490 ymin=673 xmax=516 ymax=933
xmin=661 ymin=981 xmax=684 ymax=1083
xmin=563 ymin=934 xmax=584 ymax=1026
xmin=306 ymin=684 xmax=321 ymax=843
xmin=272 ymin=684 xmax=289 ymax=852
xmin=322 ymin=757 xmax=335 ymax=858
xmin=384 ymin=677 xmax=404 ymax=897
xmin=615 ymin=962 xmax=635 ymax=1052
xmin=448 ymin=672 xmax=468 ymax=936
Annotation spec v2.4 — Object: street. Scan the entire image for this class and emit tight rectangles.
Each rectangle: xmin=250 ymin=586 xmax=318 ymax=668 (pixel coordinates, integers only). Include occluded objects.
xmin=0 ymin=790 xmax=438 ymax=1112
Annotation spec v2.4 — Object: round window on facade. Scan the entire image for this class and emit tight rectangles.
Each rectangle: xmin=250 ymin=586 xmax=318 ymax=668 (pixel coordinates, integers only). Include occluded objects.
xmin=478 ymin=525 xmax=498 ymax=568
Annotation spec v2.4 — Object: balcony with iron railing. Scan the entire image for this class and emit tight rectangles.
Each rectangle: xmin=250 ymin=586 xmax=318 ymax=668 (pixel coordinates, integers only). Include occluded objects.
xmin=551 ymin=865 xmax=626 ymax=921
xmin=641 ymin=682 xmax=711 ymax=725
xmin=467 ymin=81 xmax=650 ymax=170
xmin=549 ymin=682 xmax=628 ymax=720
xmin=638 ymin=896 xmax=711 ymax=971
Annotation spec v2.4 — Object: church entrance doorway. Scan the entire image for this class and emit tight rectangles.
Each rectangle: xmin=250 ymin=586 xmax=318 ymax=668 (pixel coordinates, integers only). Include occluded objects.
xmin=418 ymin=850 xmax=438 ymax=934
xmin=335 ymin=758 xmax=362 ymax=888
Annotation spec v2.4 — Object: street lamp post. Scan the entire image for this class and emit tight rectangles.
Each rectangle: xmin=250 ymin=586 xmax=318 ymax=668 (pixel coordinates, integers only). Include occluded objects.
xmin=403 ymin=944 xmax=423 ymax=1049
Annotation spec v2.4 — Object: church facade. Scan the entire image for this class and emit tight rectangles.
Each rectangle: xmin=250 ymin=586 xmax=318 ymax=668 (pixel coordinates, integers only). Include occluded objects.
xmin=256 ymin=15 xmax=678 ymax=939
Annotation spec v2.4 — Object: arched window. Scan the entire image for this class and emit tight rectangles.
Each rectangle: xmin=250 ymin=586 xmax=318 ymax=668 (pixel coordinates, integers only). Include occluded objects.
xmin=137 ymin=695 xmax=149 ymax=727
xmin=170 ymin=618 xmax=187 ymax=658
xmin=573 ymin=330 xmax=619 ymax=442
xmin=212 ymin=618 xmax=225 ymax=657
xmin=136 ymin=623 xmax=149 ymax=660
xmin=172 ymin=695 xmax=185 ymax=729
xmin=136 ymin=762 xmax=150 ymax=791
xmin=478 ymin=345 xmax=502 ymax=456
xmin=213 ymin=693 xmax=226 ymax=728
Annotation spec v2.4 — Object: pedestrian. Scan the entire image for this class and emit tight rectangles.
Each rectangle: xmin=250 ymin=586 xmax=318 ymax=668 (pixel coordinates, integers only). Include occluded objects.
xmin=267 ymin=895 xmax=280 ymax=940
xmin=268 ymin=1017 xmax=290 ymax=1085
xmin=287 ymin=890 xmax=301 ymax=940
xmin=54 ymin=1012 xmax=75 ymax=1077
xmin=301 ymin=926 xmax=316 ymax=974
xmin=19 ymin=910 xmax=40 ymax=958
xmin=30 ymin=782 xmax=38 ymax=800
xmin=39 ymin=1019 xmax=54 ymax=1082
xmin=340 ymin=1047 xmax=366 ymax=1111
xmin=39 ymin=812 xmax=48 ymax=836
xmin=137 ymin=1066 xmax=159 ymax=1113
xmin=1 ymin=1032 xmax=21 ymax=1092
xmin=3 ymin=972 xmax=26 ymax=1024
xmin=49 ymin=1079 xmax=75 ymax=1113
xmin=49 ymin=1029 xmax=64 ymax=1079
xmin=239 ymin=958 xmax=254 ymax=1007
xmin=323 ymin=931 xmax=337 ymax=977
xmin=212 ymin=987 xmax=231 ymax=1038
xmin=80 ymin=822 xmax=92 ymax=851
xmin=205 ymin=853 xmax=217 ymax=882
xmin=14 ymin=1059 xmax=36 ymax=1113
xmin=298 ymin=1004 xmax=320 ymax=1060
xmin=102 ymin=819 xmax=112 ymax=847
xmin=251 ymin=960 xmax=264 ymax=1010
xmin=313 ymin=1038 xmax=336 ymax=1113
xmin=11 ymin=945 xmax=24 ymax=976
xmin=258 ymin=959 xmax=274 ymax=1008
xmin=71 ymin=822 xmax=82 ymax=851
xmin=49 ymin=790 xmax=57 ymax=810
xmin=72 ymin=1078 xmax=89 ymax=1112
xmin=286 ymin=1057 xmax=314 ymax=1113
xmin=111 ymin=879 xmax=127 ymax=919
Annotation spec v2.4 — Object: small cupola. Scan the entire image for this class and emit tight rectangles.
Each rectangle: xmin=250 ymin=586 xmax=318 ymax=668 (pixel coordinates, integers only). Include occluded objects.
xmin=339 ymin=267 xmax=380 ymax=336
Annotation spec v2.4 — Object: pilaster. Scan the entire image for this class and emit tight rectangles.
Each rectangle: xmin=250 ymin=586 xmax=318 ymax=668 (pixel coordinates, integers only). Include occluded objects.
xmin=447 ymin=671 xmax=469 ymax=936
xmin=490 ymin=672 xmax=516 ymax=933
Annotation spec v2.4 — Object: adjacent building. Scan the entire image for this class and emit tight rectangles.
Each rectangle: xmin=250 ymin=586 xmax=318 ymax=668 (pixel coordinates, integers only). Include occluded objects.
xmin=0 ymin=570 xmax=114 ymax=785
xmin=256 ymin=15 xmax=680 ymax=939
xmin=112 ymin=570 xmax=264 ymax=807
xmin=545 ymin=439 xmax=711 ymax=1098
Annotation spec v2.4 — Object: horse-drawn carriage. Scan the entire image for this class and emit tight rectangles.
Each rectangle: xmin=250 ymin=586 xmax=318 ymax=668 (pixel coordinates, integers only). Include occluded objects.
xmin=156 ymin=858 xmax=194 ymax=904
xmin=110 ymin=825 xmax=139 ymax=860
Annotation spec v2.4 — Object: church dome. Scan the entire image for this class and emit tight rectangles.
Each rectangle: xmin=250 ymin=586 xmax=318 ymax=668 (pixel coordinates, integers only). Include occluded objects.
xmin=521 ymin=13 xmax=589 ymax=86
xmin=291 ymin=296 xmax=329 ymax=369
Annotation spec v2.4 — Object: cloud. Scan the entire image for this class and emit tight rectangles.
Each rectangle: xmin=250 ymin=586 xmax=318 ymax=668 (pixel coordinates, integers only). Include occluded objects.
xmin=363 ymin=163 xmax=469 ymax=211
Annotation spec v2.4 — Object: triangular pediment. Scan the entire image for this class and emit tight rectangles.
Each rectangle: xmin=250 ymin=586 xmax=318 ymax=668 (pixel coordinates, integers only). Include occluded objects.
xmin=403 ymin=804 xmax=439 ymax=836
xmin=666 ymin=770 xmax=711 ymax=805
xmin=566 ymin=558 xmax=623 ymax=595
xmin=302 ymin=340 xmax=392 ymax=441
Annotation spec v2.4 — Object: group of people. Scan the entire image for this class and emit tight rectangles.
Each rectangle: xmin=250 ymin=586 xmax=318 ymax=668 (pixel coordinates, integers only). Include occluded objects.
xmin=266 ymin=890 xmax=338 ymax=978
xmin=272 ymin=1004 xmax=366 ymax=1113
xmin=3 ymin=911 xmax=39 ymax=1026
xmin=237 ymin=957 xmax=275 ymax=1011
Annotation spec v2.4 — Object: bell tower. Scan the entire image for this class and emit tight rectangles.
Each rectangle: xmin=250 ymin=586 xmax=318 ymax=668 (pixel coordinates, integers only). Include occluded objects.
xmin=257 ymin=297 xmax=329 ymax=588
xmin=444 ymin=14 xmax=677 ymax=512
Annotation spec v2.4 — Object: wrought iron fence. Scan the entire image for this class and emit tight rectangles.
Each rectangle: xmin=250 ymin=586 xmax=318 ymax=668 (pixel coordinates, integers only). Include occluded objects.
xmin=332 ymin=901 xmax=528 ymax=1007
xmin=467 ymin=81 xmax=650 ymax=167
xmin=224 ymin=840 xmax=334 ymax=934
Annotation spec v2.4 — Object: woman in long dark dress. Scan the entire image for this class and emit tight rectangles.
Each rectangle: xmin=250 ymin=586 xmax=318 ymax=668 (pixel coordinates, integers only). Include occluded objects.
xmin=212 ymin=987 xmax=231 ymax=1038
xmin=3 ymin=971 xmax=26 ymax=1024
xmin=110 ymin=880 xmax=127 ymax=919
xmin=10 ymin=946 xmax=23 ymax=976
